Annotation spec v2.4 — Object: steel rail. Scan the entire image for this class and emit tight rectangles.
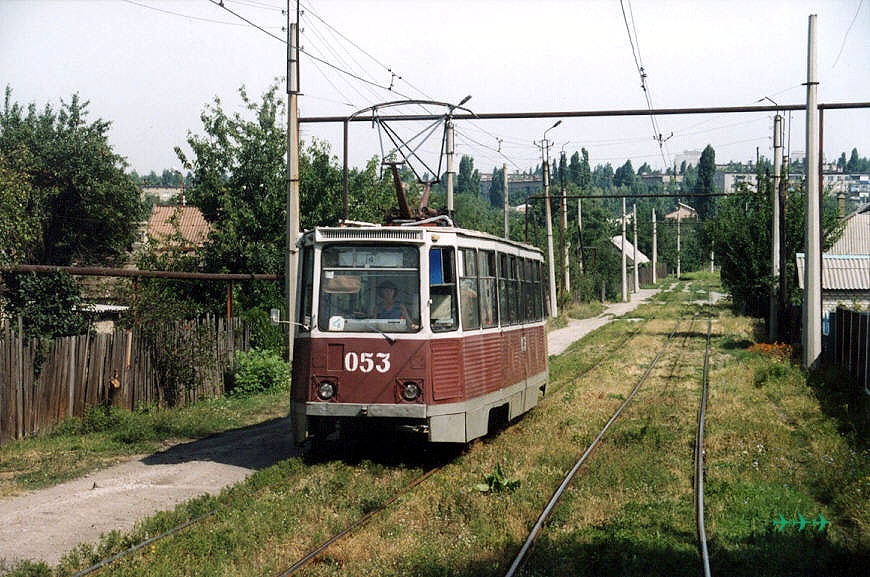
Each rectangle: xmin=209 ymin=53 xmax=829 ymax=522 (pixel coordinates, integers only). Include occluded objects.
xmin=299 ymin=101 xmax=870 ymax=124
xmin=504 ymin=314 xmax=684 ymax=577
xmin=695 ymin=299 xmax=714 ymax=577
xmin=274 ymin=466 xmax=442 ymax=577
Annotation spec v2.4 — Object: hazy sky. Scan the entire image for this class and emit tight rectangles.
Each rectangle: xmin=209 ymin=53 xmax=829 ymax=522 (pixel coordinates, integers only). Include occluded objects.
xmin=2 ymin=0 xmax=868 ymax=175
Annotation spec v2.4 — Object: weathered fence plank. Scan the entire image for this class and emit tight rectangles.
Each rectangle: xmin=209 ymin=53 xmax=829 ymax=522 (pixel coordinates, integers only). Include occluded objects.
xmin=0 ymin=317 xmax=251 ymax=445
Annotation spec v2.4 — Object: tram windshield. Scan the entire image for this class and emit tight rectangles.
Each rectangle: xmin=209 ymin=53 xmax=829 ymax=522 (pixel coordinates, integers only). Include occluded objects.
xmin=318 ymin=245 xmax=421 ymax=333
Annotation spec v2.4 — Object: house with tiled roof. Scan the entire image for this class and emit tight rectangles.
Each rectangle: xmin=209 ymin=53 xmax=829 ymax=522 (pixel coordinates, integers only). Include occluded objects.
xmin=146 ymin=205 xmax=211 ymax=253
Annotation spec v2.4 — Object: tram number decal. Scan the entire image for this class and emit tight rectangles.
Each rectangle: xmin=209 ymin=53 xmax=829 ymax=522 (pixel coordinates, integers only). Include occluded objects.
xmin=344 ymin=352 xmax=391 ymax=373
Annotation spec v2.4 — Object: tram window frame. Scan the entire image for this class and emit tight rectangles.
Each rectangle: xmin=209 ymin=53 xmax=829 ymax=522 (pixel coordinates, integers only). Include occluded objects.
xmin=524 ymin=259 xmax=535 ymax=322
xmin=478 ymin=250 xmax=497 ymax=329
xmin=298 ymin=245 xmax=314 ymax=330
xmin=460 ymin=248 xmax=480 ymax=331
xmin=535 ymin=260 xmax=543 ymax=320
xmin=498 ymin=252 xmax=509 ymax=326
xmin=429 ymin=247 xmax=458 ymax=332
xmin=509 ymin=254 xmax=520 ymax=324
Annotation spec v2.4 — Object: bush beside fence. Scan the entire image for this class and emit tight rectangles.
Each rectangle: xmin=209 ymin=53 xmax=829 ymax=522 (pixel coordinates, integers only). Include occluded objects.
xmin=0 ymin=316 xmax=250 ymax=445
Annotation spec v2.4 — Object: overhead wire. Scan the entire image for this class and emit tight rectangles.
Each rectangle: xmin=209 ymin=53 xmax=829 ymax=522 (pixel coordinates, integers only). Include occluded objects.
xmin=833 ymin=0 xmax=865 ymax=68
xmin=120 ymin=0 xmax=258 ymax=27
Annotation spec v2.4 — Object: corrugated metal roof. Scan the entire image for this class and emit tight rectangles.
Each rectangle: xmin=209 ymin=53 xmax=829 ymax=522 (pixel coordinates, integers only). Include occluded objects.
xmin=829 ymin=212 xmax=870 ymax=255
xmin=147 ymin=205 xmax=210 ymax=248
xmin=796 ymin=254 xmax=870 ymax=290
xmin=610 ymin=236 xmax=650 ymax=264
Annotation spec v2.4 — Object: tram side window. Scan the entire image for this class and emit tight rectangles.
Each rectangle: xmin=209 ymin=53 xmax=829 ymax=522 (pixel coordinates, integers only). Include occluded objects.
xmin=509 ymin=255 xmax=520 ymax=324
xmin=535 ymin=261 xmax=543 ymax=320
xmin=460 ymin=248 xmax=480 ymax=330
xmin=524 ymin=259 xmax=535 ymax=321
xmin=299 ymin=246 xmax=314 ymax=329
xmin=498 ymin=252 xmax=509 ymax=326
xmin=430 ymin=247 xmax=458 ymax=332
xmin=478 ymin=250 xmax=497 ymax=328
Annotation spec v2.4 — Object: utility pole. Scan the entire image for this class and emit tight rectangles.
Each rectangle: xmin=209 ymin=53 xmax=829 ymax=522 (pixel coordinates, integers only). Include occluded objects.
xmin=285 ymin=6 xmax=300 ymax=365
xmin=537 ymin=120 xmax=561 ymax=317
xmin=577 ymin=195 xmax=584 ymax=275
xmin=503 ymin=162 xmax=509 ymax=239
xmin=676 ymin=201 xmax=682 ymax=278
xmin=803 ymin=13 xmax=822 ymax=369
xmin=446 ymin=118 xmax=455 ymax=219
xmin=770 ymin=113 xmax=783 ymax=341
xmin=560 ymin=150 xmax=570 ymax=299
xmin=633 ymin=203 xmax=639 ymax=293
xmin=621 ymin=198 xmax=628 ymax=302
xmin=652 ymin=209 xmax=657 ymax=284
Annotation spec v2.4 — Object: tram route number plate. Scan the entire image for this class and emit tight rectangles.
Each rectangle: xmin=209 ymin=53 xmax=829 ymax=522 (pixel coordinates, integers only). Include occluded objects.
xmin=344 ymin=351 xmax=391 ymax=373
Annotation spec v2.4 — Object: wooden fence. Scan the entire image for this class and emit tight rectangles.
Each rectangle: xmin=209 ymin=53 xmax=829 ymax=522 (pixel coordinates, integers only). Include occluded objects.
xmin=832 ymin=306 xmax=870 ymax=395
xmin=0 ymin=316 xmax=250 ymax=445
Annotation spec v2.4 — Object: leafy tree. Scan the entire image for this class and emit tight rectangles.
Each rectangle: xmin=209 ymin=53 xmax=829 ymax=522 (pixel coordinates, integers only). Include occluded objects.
xmin=457 ymin=154 xmax=480 ymax=195
xmin=0 ymin=148 xmax=41 ymax=265
xmin=2 ymin=271 xmax=90 ymax=339
xmin=592 ymin=163 xmax=614 ymax=189
xmin=846 ymin=148 xmax=860 ymax=172
xmin=837 ymin=152 xmax=847 ymax=172
xmin=488 ymin=165 xmax=505 ymax=208
xmin=613 ymin=159 xmax=635 ymax=188
xmin=0 ymin=86 xmax=144 ymax=266
xmin=693 ymin=144 xmax=717 ymax=218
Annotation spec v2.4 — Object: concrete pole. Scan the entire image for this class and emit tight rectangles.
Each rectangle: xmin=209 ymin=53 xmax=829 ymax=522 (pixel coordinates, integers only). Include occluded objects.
xmin=577 ymin=196 xmax=584 ymax=274
xmin=503 ymin=162 xmax=509 ymax=239
xmin=285 ymin=19 xmax=300 ymax=364
xmin=561 ymin=151 xmax=570 ymax=298
xmin=770 ymin=114 xmax=783 ymax=341
xmin=652 ymin=209 xmax=657 ymax=284
xmin=710 ymin=247 xmax=715 ymax=273
xmin=544 ymin=152 xmax=558 ymax=317
xmin=803 ymin=13 xmax=822 ymax=369
xmin=632 ymin=203 xmax=639 ymax=293
xmin=446 ymin=119 xmax=455 ymax=218
xmin=676 ymin=202 xmax=682 ymax=278
xmin=621 ymin=198 xmax=628 ymax=302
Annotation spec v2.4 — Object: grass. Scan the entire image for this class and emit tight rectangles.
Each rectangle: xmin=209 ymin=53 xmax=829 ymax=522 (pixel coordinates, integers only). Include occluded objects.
xmin=4 ymin=276 xmax=869 ymax=576
xmin=0 ymin=391 xmax=289 ymax=497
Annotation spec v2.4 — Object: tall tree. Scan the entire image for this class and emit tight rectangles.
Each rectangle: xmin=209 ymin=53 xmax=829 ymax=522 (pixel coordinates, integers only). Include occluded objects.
xmin=846 ymin=148 xmax=860 ymax=172
xmin=613 ymin=159 xmax=635 ymax=188
xmin=693 ymin=144 xmax=717 ymax=218
xmin=0 ymin=87 xmax=144 ymax=266
xmin=488 ymin=165 xmax=505 ymax=208
xmin=457 ymin=154 xmax=480 ymax=195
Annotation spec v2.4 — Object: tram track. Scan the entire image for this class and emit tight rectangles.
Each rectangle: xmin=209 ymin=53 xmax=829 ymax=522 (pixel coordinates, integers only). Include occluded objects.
xmin=66 ymin=285 xmax=687 ymax=577
xmin=505 ymin=295 xmax=716 ymax=577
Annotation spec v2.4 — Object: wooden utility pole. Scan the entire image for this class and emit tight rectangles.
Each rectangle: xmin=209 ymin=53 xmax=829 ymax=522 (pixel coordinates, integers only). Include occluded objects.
xmin=577 ymin=195 xmax=584 ymax=275
xmin=676 ymin=201 xmax=682 ymax=278
xmin=803 ymin=13 xmax=822 ymax=368
xmin=285 ymin=7 xmax=300 ymax=364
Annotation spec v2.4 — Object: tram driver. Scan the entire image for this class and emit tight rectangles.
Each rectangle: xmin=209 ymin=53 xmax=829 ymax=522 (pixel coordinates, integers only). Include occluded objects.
xmin=372 ymin=280 xmax=418 ymax=329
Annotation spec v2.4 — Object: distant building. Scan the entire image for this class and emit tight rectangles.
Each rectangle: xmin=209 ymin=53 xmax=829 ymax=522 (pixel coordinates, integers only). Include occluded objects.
xmin=141 ymin=186 xmax=182 ymax=204
xmin=478 ymin=173 xmax=541 ymax=200
xmin=639 ymin=173 xmax=682 ymax=186
xmin=715 ymin=172 xmax=758 ymax=193
xmin=665 ymin=202 xmax=698 ymax=220
xmin=673 ymin=150 xmax=702 ymax=170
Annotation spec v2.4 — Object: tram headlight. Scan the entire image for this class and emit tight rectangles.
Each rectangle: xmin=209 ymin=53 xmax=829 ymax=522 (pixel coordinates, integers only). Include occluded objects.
xmin=400 ymin=381 xmax=421 ymax=401
xmin=317 ymin=381 xmax=336 ymax=400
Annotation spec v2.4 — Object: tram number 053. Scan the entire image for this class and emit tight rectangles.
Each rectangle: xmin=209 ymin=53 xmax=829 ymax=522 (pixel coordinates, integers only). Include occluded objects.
xmin=344 ymin=352 xmax=391 ymax=373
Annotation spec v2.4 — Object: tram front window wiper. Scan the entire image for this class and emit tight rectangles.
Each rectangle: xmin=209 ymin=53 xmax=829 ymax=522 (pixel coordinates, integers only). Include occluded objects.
xmin=367 ymin=323 xmax=395 ymax=345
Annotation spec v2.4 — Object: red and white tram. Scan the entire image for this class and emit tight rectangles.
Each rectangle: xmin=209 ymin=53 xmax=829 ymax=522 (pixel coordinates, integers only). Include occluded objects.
xmin=290 ymin=223 xmax=549 ymax=444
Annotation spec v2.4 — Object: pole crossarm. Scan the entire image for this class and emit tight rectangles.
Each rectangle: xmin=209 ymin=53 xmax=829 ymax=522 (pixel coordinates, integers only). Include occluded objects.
xmin=299 ymin=101 xmax=870 ymax=124
xmin=1 ymin=264 xmax=279 ymax=282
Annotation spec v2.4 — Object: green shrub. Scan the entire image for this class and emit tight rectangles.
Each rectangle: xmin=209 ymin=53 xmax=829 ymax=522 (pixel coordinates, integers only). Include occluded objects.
xmin=230 ymin=348 xmax=290 ymax=397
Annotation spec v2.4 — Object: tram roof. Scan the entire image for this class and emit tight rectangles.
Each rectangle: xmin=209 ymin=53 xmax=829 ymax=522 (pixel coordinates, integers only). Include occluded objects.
xmin=301 ymin=224 xmax=543 ymax=257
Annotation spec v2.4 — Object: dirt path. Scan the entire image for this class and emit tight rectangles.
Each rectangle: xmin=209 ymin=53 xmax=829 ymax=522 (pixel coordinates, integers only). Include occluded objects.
xmin=548 ymin=287 xmax=663 ymax=356
xmin=0 ymin=417 xmax=300 ymax=567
